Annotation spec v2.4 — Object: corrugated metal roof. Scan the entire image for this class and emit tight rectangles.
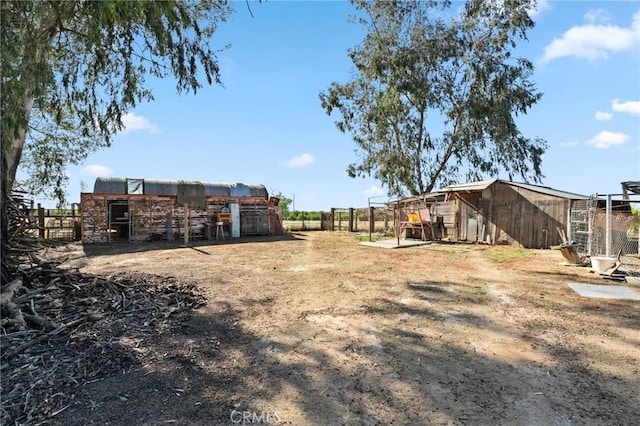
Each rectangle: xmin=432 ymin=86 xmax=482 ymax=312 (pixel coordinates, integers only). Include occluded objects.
xmin=622 ymin=181 xmax=640 ymax=195
xmin=439 ymin=179 xmax=498 ymax=192
xmin=505 ymin=181 xmax=589 ymax=200
xmin=438 ymin=179 xmax=588 ymax=200
xmin=93 ymin=177 xmax=268 ymax=198
xmin=143 ymin=180 xmax=180 ymax=196
xmin=93 ymin=177 xmax=127 ymax=194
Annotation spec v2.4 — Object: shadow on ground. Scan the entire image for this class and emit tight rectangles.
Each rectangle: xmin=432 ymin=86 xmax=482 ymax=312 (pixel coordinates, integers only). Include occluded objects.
xmin=56 ymin=294 xmax=640 ymax=425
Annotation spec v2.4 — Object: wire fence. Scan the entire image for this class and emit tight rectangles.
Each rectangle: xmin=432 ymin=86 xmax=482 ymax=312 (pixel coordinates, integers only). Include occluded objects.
xmin=570 ymin=195 xmax=639 ymax=273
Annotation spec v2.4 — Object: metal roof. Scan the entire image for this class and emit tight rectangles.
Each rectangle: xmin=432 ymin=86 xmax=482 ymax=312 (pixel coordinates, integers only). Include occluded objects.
xmin=93 ymin=177 xmax=268 ymax=198
xmin=437 ymin=179 xmax=589 ymax=200
xmin=93 ymin=177 xmax=127 ymax=194
xmin=505 ymin=181 xmax=589 ymax=200
xmin=438 ymin=179 xmax=498 ymax=192
xmin=622 ymin=181 xmax=640 ymax=195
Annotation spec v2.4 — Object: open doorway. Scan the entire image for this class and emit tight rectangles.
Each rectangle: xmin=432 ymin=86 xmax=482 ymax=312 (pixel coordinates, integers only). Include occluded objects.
xmin=108 ymin=201 xmax=130 ymax=242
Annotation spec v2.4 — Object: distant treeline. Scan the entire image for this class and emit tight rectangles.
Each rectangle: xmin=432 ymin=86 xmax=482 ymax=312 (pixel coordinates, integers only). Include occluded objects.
xmin=285 ymin=211 xmax=324 ymax=221
xmin=284 ymin=210 xmax=381 ymax=222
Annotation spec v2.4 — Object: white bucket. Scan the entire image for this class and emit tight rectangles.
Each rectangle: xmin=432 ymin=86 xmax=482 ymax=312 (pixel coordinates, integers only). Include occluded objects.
xmin=590 ymin=257 xmax=616 ymax=273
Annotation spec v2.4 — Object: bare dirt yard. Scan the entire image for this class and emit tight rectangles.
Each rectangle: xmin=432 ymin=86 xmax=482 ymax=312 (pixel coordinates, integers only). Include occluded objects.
xmin=13 ymin=232 xmax=640 ymax=425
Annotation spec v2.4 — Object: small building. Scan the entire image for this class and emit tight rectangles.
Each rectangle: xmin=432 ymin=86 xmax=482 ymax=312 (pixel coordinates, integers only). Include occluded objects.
xmin=80 ymin=177 xmax=284 ymax=243
xmin=394 ymin=179 xmax=591 ymax=249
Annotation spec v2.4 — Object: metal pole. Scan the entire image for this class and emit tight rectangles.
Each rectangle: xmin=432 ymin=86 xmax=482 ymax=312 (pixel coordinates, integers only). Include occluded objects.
xmin=605 ymin=194 xmax=612 ymax=257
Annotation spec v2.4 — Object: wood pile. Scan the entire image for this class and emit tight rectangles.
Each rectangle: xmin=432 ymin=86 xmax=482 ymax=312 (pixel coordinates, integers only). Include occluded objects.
xmin=1 ymin=191 xmax=206 ymax=425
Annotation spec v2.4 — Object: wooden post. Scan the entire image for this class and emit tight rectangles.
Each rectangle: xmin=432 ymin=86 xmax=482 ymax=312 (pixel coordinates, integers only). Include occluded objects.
xmin=369 ymin=206 xmax=375 ymax=241
xmin=348 ymin=208 xmax=354 ymax=232
xmin=330 ymin=208 xmax=335 ymax=231
xmin=37 ymin=204 xmax=45 ymax=239
xmin=396 ymin=200 xmax=400 ymax=246
xmin=184 ymin=204 xmax=189 ymax=245
xmin=167 ymin=212 xmax=173 ymax=241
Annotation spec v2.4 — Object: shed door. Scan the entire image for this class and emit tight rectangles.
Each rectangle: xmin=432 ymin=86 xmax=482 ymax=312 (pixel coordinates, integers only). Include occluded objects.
xmin=467 ymin=218 xmax=478 ymax=242
xmin=459 ymin=201 xmax=478 ymax=241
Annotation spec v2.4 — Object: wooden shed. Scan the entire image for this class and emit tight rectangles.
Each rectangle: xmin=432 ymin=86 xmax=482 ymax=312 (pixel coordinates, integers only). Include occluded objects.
xmin=395 ymin=179 xmax=589 ymax=249
xmin=80 ymin=177 xmax=284 ymax=243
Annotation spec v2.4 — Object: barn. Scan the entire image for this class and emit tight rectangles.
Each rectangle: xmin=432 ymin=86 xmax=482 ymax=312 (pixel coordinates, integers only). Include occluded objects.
xmin=80 ymin=177 xmax=284 ymax=243
xmin=395 ymin=179 xmax=590 ymax=249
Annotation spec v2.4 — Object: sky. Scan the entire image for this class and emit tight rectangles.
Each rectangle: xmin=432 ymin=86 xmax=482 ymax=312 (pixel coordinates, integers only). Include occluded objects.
xmin=32 ymin=0 xmax=640 ymax=211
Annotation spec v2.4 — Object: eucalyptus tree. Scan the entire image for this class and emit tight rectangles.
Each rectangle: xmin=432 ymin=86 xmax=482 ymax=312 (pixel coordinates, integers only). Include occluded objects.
xmin=320 ymin=0 xmax=547 ymax=197
xmin=1 ymin=0 xmax=233 ymax=203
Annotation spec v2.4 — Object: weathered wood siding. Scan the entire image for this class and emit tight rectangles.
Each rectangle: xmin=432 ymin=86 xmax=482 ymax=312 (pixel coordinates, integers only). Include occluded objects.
xmin=81 ymin=193 xmax=273 ymax=243
xmin=456 ymin=194 xmax=481 ymax=242
xmin=489 ymin=181 xmax=569 ymax=248
xmin=433 ymin=200 xmax=457 ymax=241
xmin=80 ymin=194 xmax=109 ymax=243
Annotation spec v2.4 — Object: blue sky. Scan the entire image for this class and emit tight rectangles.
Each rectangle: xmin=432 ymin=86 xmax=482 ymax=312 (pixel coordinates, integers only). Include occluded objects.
xmin=51 ymin=1 xmax=640 ymax=210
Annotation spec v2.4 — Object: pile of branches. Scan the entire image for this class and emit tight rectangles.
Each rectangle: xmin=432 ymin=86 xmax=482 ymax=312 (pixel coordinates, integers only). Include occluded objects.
xmin=1 ymin=191 xmax=207 ymax=425
xmin=2 ymin=190 xmax=43 ymax=283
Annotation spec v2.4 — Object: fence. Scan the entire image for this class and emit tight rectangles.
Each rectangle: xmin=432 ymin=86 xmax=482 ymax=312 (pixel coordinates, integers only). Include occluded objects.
xmin=22 ymin=203 xmax=81 ymax=242
xmin=281 ymin=207 xmax=396 ymax=233
xmin=570 ymin=194 xmax=639 ymax=272
xmin=322 ymin=207 xmax=395 ymax=234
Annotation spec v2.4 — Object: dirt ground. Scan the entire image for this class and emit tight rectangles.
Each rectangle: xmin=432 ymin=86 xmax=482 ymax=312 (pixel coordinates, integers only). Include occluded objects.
xmin=44 ymin=231 xmax=638 ymax=425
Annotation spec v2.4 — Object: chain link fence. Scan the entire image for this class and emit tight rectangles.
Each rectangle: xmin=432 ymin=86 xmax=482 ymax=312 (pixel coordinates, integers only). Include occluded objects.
xmin=570 ymin=195 xmax=639 ymax=273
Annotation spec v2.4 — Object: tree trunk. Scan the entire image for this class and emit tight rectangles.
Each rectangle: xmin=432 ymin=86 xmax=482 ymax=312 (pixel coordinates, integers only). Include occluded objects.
xmin=4 ymin=96 xmax=33 ymax=192
xmin=2 ymin=149 xmax=10 ymax=285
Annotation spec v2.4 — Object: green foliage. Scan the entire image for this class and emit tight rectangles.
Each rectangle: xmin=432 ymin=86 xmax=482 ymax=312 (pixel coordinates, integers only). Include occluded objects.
xmin=1 ymin=0 xmax=233 ymax=206
xmin=287 ymin=211 xmax=324 ymax=221
xmin=354 ymin=233 xmax=382 ymax=242
xmin=629 ymin=206 xmax=640 ymax=238
xmin=267 ymin=192 xmax=328 ymax=221
xmin=473 ymin=286 xmax=488 ymax=296
xmin=485 ymin=247 xmax=536 ymax=263
xmin=271 ymin=191 xmax=293 ymax=218
xmin=320 ymin=0 xmax=547 ymax=197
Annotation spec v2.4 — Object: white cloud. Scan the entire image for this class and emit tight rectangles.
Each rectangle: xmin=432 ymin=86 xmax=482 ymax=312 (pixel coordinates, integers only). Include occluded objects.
xmin=120 ymin=112 xmax=160 ymax=134
xmin=594 ymin=111 xmax=613 ymax=121
xmin=528 ymin=0 xmax=551 ymax=18
xmin=363 ymin=185 xmax=387 ymax=198
xmin=285 ymin=153 xmax=315 ymax=168
xmin=584 ymin=9 xmax=610 ymax=25
xmin=542 ymin=10 xmax=640 ymax=63
xmin=559 ymin=140 xmax=580 ymax=147
xmin=611 ymin=99 xmax=640 ymax=115
xmin=587 ymin=131 xmax=630 ymax=148
xmin=82 ymin=164 xmax=113 ymax=177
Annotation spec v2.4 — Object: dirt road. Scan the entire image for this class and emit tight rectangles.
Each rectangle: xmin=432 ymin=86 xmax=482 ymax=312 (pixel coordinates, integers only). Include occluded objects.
xmin=51 ymin=231 xmax=639 ymax=425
